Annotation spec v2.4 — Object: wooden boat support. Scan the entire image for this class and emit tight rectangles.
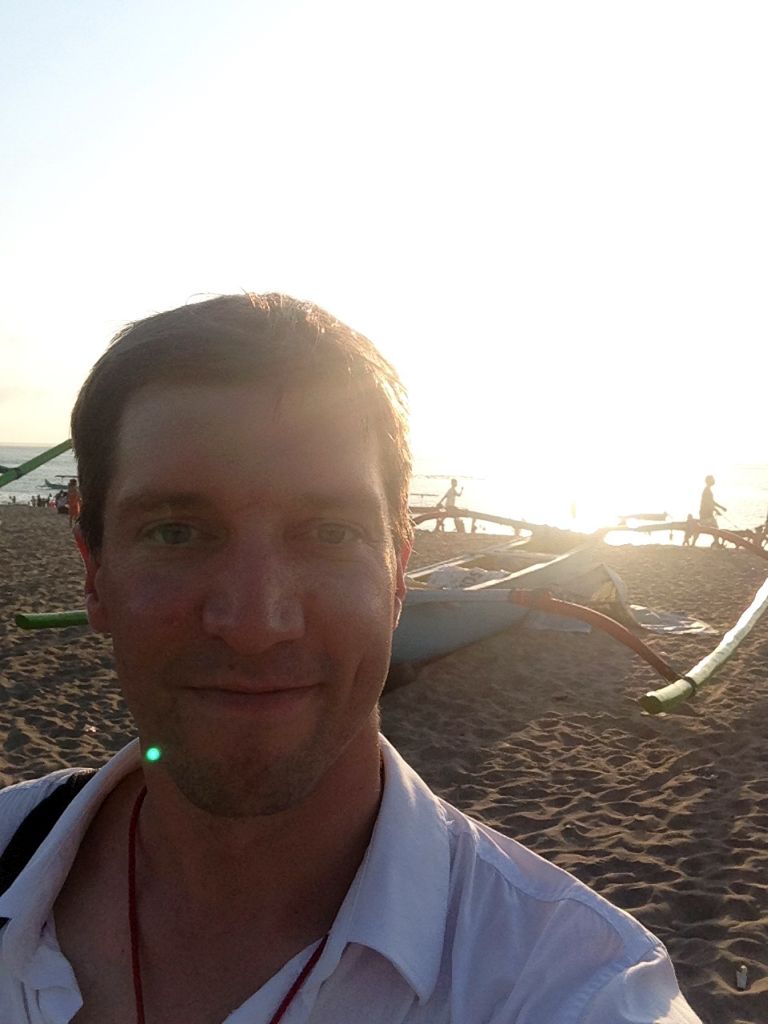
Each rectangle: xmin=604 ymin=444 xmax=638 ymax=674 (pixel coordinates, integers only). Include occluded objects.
xmin=612 ymin=521 xmax=768 ymax=560
xmin=704 ymin=527 xmax=768 ymax=557
xmin=410 ymin=507 xmax=536 ymax=532
xmin=507 ymin=590 xmax=681 ymax=684
xmin=410 ymin=508 xmax=596 ymax=554
xmin=640 ymin=574 xmax=768 ymax=715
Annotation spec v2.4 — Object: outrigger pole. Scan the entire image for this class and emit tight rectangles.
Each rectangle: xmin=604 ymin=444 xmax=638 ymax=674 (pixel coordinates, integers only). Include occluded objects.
xmin=640 ymin=574 xmax=768 ymax=714
xmin=0 ymin=440 xmax=72 ymax=489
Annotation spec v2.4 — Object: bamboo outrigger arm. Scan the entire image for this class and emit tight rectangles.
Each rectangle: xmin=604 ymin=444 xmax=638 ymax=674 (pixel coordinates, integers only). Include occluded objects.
xmin=0 ymin=440 xmax=73 ymax=489
xmin=640 ymin=574 xmax=768 ymax=714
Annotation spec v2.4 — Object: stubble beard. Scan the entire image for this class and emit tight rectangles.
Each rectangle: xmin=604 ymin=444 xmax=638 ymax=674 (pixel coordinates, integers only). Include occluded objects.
xmin=144 ymin=696 xmax=341 ymax=818
xmin=123 ymin=638 xmax=391 ymax=818
xmin=165 ymin=742 xmax=331 ymax=818
xmin=134 ymin=683 xmax=385 ymax=820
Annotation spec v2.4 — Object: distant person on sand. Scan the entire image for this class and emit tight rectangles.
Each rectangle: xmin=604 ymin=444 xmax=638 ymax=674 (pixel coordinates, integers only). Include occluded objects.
xmin=747 ymin=509 xmax=768 ymax=550
xmin=682 ymin=514 xmax=697 ymax=546
xmin=699 ymin=474 xmax=726 ymax=547
xmin=435 ymin=477 xmax=466 ymax=533
xmin=0 ymin=295 xmax=700 ymax=1022
xmin=66 ymin=477 xmax=81 ymax=528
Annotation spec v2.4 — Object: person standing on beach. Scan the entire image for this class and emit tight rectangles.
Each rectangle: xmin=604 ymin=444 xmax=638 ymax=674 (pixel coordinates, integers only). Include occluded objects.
xmin=435 ymin=477 xmax=465 ymax=533
xmin=682 ymin=514 xmax=697 ymax=547
xmin=699 ymin=474 xmax=726 ymax=547
xmin=0 ymin=295 xmax=700 ymax=1023
xmin=66 ymin=478 xmax=81 ymax=528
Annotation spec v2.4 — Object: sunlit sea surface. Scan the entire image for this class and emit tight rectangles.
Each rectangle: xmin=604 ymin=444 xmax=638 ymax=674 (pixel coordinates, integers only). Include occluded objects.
xmin=411 ymin=456 xmax=768 ymax=546
xmin=0 ymin=445 xmax=79 ymax=502
xmin=2 ymin=444 xmax=767 ymax=547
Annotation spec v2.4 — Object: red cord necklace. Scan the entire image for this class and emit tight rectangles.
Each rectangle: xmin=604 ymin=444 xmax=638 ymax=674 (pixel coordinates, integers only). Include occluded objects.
xmin=128 ymin=786 xmax=328 ymax=1024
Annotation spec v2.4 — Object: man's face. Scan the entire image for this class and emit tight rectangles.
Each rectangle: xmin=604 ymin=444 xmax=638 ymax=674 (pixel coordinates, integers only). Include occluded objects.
xmin=84 ymin=381 xmax=408 ymax=817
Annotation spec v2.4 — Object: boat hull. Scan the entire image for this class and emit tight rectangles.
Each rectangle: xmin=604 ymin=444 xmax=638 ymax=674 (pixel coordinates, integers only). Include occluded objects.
xmin=392 ymin=543 xmax=600 ymax=665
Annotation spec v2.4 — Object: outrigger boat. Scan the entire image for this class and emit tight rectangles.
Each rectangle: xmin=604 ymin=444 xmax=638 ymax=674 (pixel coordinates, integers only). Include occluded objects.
xmin=392 ymin=536 xmax=651 ymax=666
xmin=390 ymin=510 xmax=768 ymax=706
xmin=394 ymin=542 xmax=596 ymax=665
xmin=14 ymin=503 xmax=768 ymax=716
xmin=13 ymin=534 xmax=676 ymax=689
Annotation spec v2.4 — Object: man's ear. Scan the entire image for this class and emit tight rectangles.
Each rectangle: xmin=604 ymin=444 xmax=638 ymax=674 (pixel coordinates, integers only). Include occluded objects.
xmin=73 ymin=525 xmax=111 ymax=634
xmin=392 ymin=540 xmax=412 ymax=630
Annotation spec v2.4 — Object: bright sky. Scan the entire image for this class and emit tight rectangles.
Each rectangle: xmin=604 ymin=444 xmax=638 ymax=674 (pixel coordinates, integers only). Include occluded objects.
xmin=2 ymin=0 xmax=766 ymax=474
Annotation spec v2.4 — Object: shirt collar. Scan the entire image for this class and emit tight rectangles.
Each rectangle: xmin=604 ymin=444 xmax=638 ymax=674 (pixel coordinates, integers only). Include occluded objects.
xmin=319 ymin=736 xmax=451 ymax=1004
xmin=0 ymin=736 xmax=452 ymax=1004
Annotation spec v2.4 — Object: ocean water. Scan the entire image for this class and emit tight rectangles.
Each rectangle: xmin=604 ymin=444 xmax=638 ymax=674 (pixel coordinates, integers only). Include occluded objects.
xmin=0 ymin=444 xmax=79 ymax=504
xmin=2 ymin=443 xmax=767 ymax=543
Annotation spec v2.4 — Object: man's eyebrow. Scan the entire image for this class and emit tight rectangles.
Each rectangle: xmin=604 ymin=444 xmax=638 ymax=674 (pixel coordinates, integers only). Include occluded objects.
xmin=114 ymin=491 xmax=213 ymax=517
xmin=113 ymin=488 xmax=388 ymax=520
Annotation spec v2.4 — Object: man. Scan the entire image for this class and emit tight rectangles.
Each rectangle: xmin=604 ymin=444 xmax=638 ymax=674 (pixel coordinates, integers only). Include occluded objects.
xmin=66 ymin=477 xmax=81 ymax=529
xmin=699 ymin=474 xmax=727 ymax=548
xmin=0 ymin=294 xmax=700 ymax=1022
xmin=435 ymin=478 xmax=465 ymax=533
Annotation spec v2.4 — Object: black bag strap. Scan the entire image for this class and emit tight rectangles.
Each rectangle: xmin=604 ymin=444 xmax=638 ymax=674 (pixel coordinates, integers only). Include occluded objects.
xmin=0 ymin=769 xmax=98 ymax=923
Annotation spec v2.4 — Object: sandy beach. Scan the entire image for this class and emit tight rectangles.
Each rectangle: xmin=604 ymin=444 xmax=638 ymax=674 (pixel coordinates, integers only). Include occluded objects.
xmin=2 ymin=504 xmax=767 ymax=1022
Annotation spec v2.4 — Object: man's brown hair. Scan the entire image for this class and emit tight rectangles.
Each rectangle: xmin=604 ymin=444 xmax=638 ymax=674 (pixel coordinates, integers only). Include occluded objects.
xmin=71 ymin=293 xmax=412 ymax=551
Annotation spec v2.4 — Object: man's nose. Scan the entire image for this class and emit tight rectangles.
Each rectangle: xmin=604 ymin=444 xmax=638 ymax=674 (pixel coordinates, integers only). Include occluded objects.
xmin=200 ymin=542 xmax=306 ymax=652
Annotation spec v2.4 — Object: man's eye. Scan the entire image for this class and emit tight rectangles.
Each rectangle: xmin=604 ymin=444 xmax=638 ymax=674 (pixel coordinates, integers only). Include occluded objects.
xmin=146 ymin=523 xmax=196 ymax=545
xmin=315 ymin=523 xmax=359 ymax=545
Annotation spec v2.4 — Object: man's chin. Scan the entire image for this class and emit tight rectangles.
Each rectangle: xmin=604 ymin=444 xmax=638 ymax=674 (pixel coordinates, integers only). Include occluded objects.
xmin=157 ymin=747 xmax=326 ymax=818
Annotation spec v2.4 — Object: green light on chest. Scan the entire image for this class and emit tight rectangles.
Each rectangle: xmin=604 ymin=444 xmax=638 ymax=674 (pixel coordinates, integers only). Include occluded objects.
xmin=145 ymin=746 xmax=162 ymax=763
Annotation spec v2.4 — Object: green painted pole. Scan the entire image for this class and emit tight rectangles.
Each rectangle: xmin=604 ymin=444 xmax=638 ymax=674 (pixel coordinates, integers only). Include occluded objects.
xmin=0 ymin=440 xmax=73 ymax=489
xmin=15 ymin=610 xmax=88 ymax=630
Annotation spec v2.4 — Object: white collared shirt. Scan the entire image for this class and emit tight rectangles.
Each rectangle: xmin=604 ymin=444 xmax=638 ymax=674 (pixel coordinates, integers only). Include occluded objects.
xmin=0 ymin=737 xmax=700 ymax=1023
